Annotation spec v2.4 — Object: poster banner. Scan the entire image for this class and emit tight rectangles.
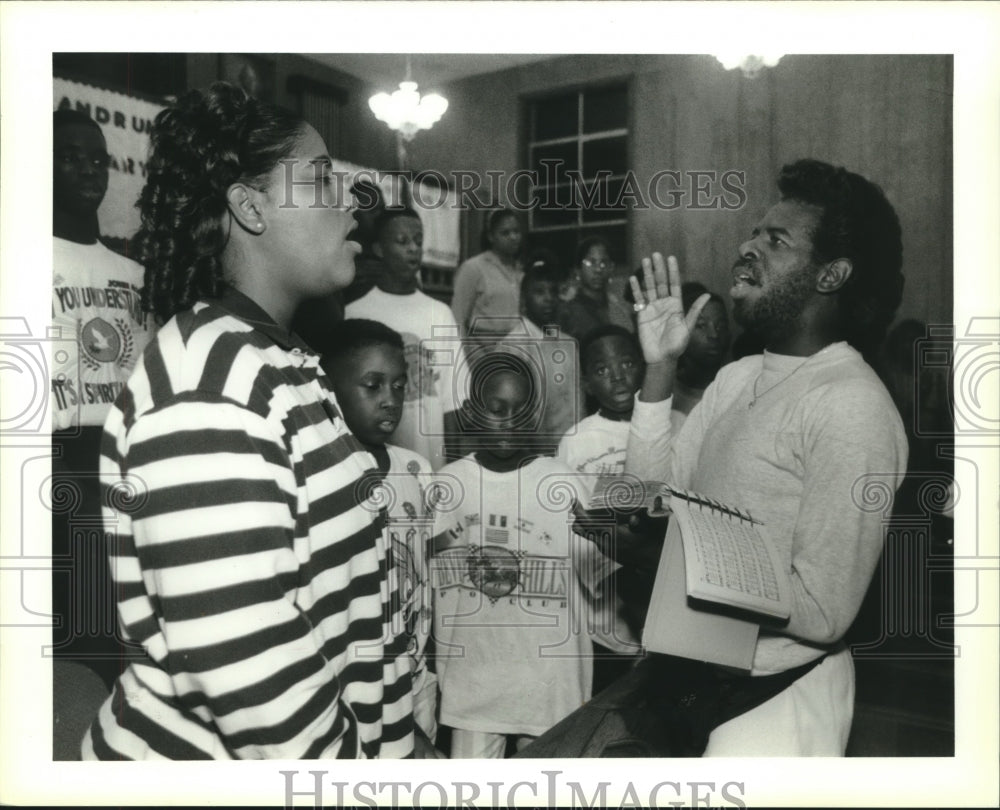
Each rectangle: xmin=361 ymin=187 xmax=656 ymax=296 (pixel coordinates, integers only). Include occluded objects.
xmin=415 ymin=185 xmax=460 ymax=269
xmin=332 ymin=159 xmax=460 ymax=269
xmin=53 ymin=78 xmax=166 ymax=239
xmin=51 ymin=81 xmax=460 ymax=266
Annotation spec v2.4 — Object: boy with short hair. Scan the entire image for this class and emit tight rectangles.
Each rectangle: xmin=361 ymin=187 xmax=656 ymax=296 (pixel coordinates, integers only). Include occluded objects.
xmin=430 ymin=349 xmax=611 ymax=758
xmin=345 ymin=208 xmax=465 ymax=470
xmin=557 ymin=324 xmax=647 ymax=676
xmin=322 ymin=318 xmax=442 ymax=757
xmin=558 ymin=324 xmax=645 ymax=492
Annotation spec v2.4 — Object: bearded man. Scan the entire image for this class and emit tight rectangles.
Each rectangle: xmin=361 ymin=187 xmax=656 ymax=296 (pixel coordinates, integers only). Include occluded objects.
xmin=626 ymin=159 xmax=908 ymax=755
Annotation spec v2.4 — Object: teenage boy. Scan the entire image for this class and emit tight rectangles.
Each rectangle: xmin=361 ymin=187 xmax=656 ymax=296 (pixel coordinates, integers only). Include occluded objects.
xmin=345 ymin=208 xmax=465 ymax=470
xmin=51 ymin=109 xmax=156 ymax=686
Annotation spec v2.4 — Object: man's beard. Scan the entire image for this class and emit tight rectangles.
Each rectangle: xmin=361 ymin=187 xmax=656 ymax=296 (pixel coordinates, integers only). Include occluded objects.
xmin=732 ymin=261 xmax=816 ymax=342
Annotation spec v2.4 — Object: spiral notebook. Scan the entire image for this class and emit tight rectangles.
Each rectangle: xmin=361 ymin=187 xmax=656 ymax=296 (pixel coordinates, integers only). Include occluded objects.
xmin=641 ymin=490 xmax=792 ymax=671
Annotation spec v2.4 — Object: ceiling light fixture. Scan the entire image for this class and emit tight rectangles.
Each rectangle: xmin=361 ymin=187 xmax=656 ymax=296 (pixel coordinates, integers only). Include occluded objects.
xmin=714 ymin=53 xmax=785 ymax=79
xmin=368 ymin=56 xmax=449 ymax=142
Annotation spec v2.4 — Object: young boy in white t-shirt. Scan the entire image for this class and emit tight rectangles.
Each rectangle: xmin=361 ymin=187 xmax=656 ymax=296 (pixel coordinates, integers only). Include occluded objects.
xmin=345 ymin=208 xmax=465 ymax=469
xmin=430 ymin=349 xmax=612 ymax=758
xmin=557 ymin=325 xmax=646 ymax=686
xmin=323 ymin=318 xmax=443 ymax=758
xmin=557 ymin=325 xmax=646 ymax=491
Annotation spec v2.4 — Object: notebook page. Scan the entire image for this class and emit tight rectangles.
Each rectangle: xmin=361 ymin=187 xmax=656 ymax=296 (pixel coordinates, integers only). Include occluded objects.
xmin=641 ymin=517 xmax=758 ymax=670
xmin=672 ymin=497 xmax=790 ymax=620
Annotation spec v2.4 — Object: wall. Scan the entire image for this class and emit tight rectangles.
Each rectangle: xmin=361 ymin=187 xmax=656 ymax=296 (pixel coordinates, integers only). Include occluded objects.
xmin=187 ymin=53 xmax=397 ymax=170
xmin=53 ymin=53 xmax=396 ymax=170
xmin=414 ymin=54 xmax=953 ymax=329
xmin=57 ymin=52 xmax=950 ymax=327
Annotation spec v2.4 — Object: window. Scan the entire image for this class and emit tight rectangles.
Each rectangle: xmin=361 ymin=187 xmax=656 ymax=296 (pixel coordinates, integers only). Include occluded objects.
xmin=524 ymin=83 xmax=630 ymax=271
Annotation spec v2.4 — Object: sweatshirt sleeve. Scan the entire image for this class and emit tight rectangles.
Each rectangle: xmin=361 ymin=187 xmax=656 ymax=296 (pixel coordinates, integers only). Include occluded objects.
xmin=625 ymin=365 xmax=736 ymax=490
xmin=450 ymin=257 xmax=482 ymax=336
xmin=625 ymin=394 xmax=675 ymax=483
xmin=112 ymin=395 xmax=367 ymax=759
xmin=778 ymin=382 xmax=908 ymax=645
xmin=625 ymin=392 xmax=703 ymax=489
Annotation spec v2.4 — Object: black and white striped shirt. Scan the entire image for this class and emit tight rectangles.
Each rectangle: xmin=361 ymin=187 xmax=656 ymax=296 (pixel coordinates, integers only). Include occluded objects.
xmin=83 ymin=288 xmax=414 ymax=759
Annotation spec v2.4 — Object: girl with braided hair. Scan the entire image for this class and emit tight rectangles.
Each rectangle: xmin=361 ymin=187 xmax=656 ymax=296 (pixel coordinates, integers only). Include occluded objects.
xmin=84 ymin=83 xmax=417 ymax=759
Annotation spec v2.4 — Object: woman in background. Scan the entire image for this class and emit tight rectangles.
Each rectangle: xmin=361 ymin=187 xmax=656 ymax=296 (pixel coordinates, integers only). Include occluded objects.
xmin=84 ymin=83 xmax=416 ymax=760
xmin=558 ymin=235 xmax=634 ymax=342
xmin=451 ymin=207 xmax=524 ymax=337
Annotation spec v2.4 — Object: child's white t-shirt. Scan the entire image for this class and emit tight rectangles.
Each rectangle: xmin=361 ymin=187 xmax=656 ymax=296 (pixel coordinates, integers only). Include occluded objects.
xmin=430 ymin=456 xmax=611 ymax=737
xmin=379 ymin=444 xmax=438 ymax=739
xmin=556 ymin=411 xmax=632 ymax=499
xmin=557 ymin=412 xmax=642 ymax=655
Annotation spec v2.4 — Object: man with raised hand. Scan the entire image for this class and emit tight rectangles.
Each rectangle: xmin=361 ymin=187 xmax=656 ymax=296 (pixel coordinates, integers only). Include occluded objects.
xmin=627 ymin=159 xmax=908 ymax=756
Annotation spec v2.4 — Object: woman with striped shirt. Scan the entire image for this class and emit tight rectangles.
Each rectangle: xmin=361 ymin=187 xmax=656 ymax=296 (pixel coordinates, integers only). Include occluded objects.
xmin=83 ymin=83 xmax=415 ymax=759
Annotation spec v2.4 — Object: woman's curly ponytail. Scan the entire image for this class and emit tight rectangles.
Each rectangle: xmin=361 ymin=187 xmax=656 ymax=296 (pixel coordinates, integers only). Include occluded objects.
xmin=135 ymin=82 xmax=304 ymax=324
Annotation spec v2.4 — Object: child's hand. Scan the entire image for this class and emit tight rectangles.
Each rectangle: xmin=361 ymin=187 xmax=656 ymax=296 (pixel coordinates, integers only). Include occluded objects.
xmin=629 ymin=253 xmax=710 ymax=365
xmin=573 ymin=504 xmax=667 ymax=569
xmin=571 ymin=499 xmax=622 ymax=554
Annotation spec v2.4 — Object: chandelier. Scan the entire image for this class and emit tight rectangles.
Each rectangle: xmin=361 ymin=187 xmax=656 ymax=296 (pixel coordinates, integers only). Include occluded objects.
xmin=714 ymin=52 xmax=785 ymax=79
xmin=368 ymin=57 xmax=449 ymax=142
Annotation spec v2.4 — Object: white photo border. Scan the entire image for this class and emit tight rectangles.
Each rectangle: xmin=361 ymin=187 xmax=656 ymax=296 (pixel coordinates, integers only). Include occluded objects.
xmin=1 ymin=1 xmax=997 ymax=806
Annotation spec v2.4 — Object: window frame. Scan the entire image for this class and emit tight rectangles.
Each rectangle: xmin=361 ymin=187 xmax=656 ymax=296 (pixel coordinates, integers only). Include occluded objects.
xmin=520 ymin=78 xmax=634 ymax=269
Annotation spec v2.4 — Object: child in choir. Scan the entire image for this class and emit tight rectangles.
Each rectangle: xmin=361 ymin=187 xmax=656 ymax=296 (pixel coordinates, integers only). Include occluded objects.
xmin=345 ymin=207 xmax=465 ymax=469
xmin=557 ymin=324 xmax=646 ymax=682
xmin=323 ymin=319 xmax=443 ymax=758
xmin=497 ymin=249 xmax=584 ymax=452
xmin=430 ymin=350 xmax=610 ymax=758
xmin=558 ymin=325 xmax=645 ymax=493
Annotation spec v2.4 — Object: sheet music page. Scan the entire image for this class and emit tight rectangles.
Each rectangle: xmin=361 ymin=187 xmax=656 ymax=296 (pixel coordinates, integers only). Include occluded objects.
xmin=641 ymin=516 xmax=759 ymax=670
